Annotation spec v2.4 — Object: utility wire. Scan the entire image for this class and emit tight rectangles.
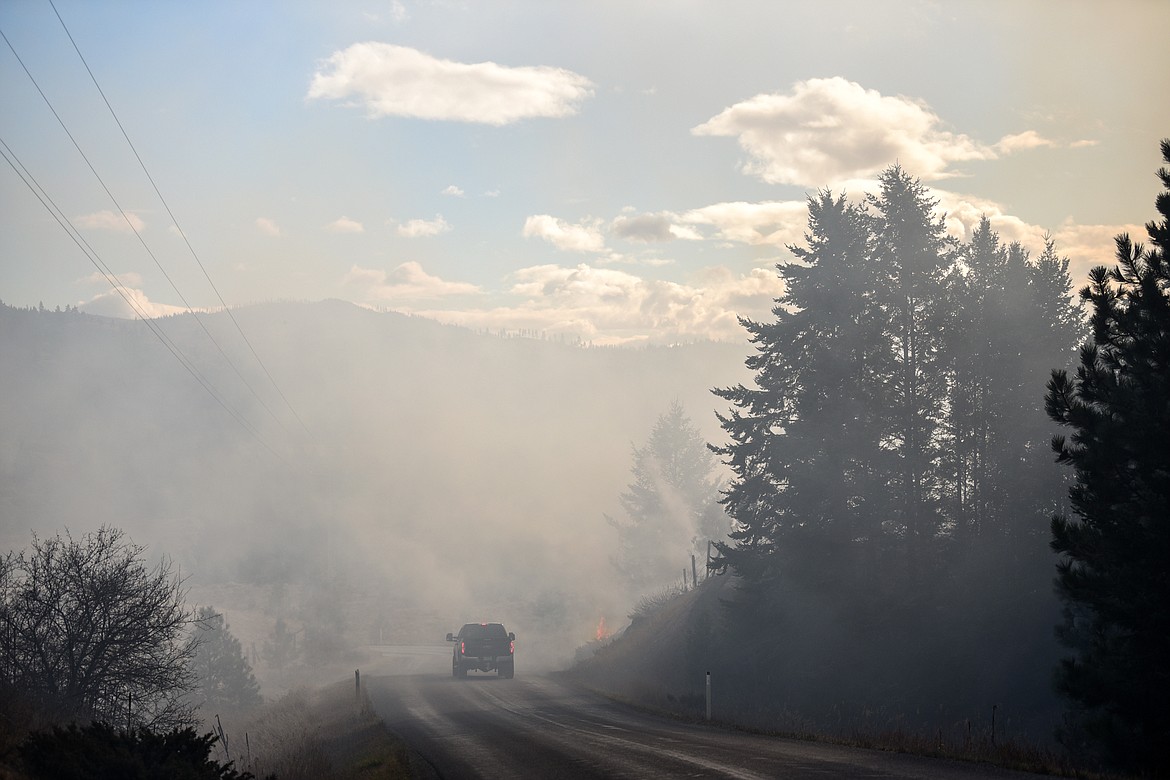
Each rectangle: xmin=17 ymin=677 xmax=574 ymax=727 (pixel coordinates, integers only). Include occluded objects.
xmin=0 ymin=25 xmax=295 ymax=441
xmin=0 ymin=137 xmax=291 ymax=468
xmin=48 ymin=0 xmax=310 ymax=436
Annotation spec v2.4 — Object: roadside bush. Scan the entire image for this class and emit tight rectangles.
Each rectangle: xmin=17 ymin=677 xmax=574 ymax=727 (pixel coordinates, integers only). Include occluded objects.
xmin=18 ymin=722 xmax=263 ymax=780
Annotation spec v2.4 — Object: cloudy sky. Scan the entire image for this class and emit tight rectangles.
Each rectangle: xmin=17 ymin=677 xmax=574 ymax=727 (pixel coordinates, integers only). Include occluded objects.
xmin=1 ymin=1 xmax=1166 ymax=345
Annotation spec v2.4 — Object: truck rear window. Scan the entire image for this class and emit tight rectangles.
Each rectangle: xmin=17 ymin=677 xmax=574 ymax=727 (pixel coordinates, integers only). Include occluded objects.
xmin=460 ymin=623 xmax=507 ymax=639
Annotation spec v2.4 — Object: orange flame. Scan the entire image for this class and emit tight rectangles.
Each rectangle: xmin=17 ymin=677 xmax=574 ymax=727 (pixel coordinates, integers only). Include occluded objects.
xmin=596 ymin=616 xmax=609 ymax=641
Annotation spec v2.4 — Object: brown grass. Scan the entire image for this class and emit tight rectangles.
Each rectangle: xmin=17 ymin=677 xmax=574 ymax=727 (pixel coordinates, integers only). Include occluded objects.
xmin=218 ymin=680 xmax=411 ymax=779
xmin=574 ymin=580 xmax=1129 ymax=780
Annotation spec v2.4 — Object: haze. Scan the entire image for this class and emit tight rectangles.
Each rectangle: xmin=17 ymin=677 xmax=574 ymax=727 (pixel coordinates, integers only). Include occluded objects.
xmin=1 ymin=0 xmax=1168 ymax=719
xmin=0 ymin=299 xmax=748 ymax=669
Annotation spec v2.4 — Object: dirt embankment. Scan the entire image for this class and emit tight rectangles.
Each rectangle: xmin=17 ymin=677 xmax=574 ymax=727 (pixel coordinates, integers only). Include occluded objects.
xmin=573 ymin=576 xmax=728 ymax=713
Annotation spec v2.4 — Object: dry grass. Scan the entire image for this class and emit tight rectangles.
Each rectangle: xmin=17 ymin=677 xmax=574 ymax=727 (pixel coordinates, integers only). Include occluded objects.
xmin=575 ymin=580 xmax=1128 ymax=780
xmin=628 ymin=585 xmax=688 ymax=621
xmin=577 ymin=680 xmax=1125 ymax=779
xmin=0 ymin=678 xmax=410 ymax=780
xmin=217 ymin=680 xmax=411 ymax=779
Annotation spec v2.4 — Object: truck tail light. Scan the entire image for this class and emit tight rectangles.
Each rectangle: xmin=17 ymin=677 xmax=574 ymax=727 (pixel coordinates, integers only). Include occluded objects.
xmin=509 ymin=640 xmax=515 ymax=654
xmin=460 ymin=641 xmax=465 ymax=654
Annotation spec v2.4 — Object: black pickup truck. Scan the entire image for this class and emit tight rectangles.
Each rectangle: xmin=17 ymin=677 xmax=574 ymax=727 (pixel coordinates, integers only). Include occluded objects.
xmin=446 ymin=622 xmax=515 ymax=678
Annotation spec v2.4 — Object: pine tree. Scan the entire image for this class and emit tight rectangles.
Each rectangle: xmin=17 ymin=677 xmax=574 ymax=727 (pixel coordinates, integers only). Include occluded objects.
xmin=262 ymin=616 xmax=298 ymax=671
xmin=945 ymin=217 xmax=1008 ymax=537
xmin=609 ymin=401 xmax=724 ymax=591
xmin=189 ymin=606 xmax=262 ymax=716
xmin=946 ymin=222 xmax=1082 ymax=545
xmin=1045 ymin=139 xmax=1170 ymax=773
xmin=868 ymin=166 xmax=956 ymax=554
xmin=712 ymin=190 xmax=887 ymax=587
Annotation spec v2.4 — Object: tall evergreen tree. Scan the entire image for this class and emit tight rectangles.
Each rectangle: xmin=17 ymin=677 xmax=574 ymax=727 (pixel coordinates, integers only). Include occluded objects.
xmin=946 ymin=222 xmax=1082 ymax=545
xmin=1045 ymin=139 xmax=1170 ymax=773
xmin=189 ymin=606 xmax=262 ymax=716
xmin=712 ymin=190 xmax=886 ymax=586
xmin=609 ymin=401 xmax=724 ymax=590
xmin=945 ymin=217 xmax=1008 ymax=537
xmin=868 ymin=166 xmax=956 ymax=555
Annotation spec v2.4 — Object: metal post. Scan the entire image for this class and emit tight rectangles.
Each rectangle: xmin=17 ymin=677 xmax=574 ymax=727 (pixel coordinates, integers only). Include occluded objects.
xmin=691 ymin=555 xmax=698 ymax=588
xmin=705 ymin=671 xmax=712 ymax=721
xmin=355 ymin=669 xmax=361 ymax=701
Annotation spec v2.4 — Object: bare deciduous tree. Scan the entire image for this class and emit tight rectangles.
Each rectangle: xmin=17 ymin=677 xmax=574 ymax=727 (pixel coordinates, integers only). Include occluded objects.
xmin=0 ymin=526 xmax=198 ymax=729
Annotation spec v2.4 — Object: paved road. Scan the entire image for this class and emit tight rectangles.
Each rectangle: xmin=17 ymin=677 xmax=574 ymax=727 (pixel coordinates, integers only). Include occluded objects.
xmin=365 ymin=647 xmax=1039 ymax=780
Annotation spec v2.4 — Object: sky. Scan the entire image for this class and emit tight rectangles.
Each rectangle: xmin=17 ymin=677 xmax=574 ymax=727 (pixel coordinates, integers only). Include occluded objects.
xmin=1 ymin=0 xmax=1167 ymax=346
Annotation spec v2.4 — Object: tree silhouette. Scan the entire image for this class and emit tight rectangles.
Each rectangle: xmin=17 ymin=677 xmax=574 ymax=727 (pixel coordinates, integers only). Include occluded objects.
xmin=868 ymin=166 xmax=957 ymax=559
xmin=1045 ymin=138 xmax=1170 ymax=774
xmin=712 ymin=189 xmax=888 ymax=588
xmin=261 ymin=617 xmax=299 ymax=672
xmin=0 ymin=527 xmax=197 ymax=729
xmin=709 ymin=166 xmax=1085 ymax=725
xmin=946 ymin=221 xmax=1084 ymax=546
xmin=189 ymin=607 xmax=262 ymax=717
xmin=609 ymin=402 xmax=724 ymax=591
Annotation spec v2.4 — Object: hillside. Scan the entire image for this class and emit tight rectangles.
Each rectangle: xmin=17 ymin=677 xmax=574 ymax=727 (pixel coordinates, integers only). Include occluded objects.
xmin=0 ymin=300 xmax=749 ymax=672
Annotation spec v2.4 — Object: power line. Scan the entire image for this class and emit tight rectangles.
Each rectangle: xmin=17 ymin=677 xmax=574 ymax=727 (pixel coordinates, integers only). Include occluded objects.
xmin=0 ymin=137 xmax=291 ymax=468
xmin=0 ymin=24 xmax=297 ymax=441
xmin=47 ymin=0 xmax=310 ymax=437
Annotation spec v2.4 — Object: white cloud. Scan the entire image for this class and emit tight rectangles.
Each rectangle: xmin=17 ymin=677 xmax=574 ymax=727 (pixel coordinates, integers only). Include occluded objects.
xmin=993 ymin=130 xmax=1098 ymax=154
xmin=934 ymin=188 xmax=1141 ymax=289
xmin=693 ymin=78 xmax=1094 ymax=188
xmin=412 ymin=262 xmax=787 ymax=345
xmin=993 ymin=131 xmax=1056 ymax=154
xmin=325 ymin=216 xmax=364 ymax=233
xmin=307 ymin=43 xmax=594 ymax=125
xmin=681 ymin=200 xmax=808 ymax=247
xmin=75 ymin=210 xmax=145 ymax=233
xmin=611 ymin=212 xmax=703 ymax=243
xmin=397 ymin=215 xmax=451 ymax=238
xmin=596 ymin=251 xmax=676 ymax=268
xmin=522 ymin=214 xmax=605 ymax=252
xmin=693 ymin=77 xmax=998 ymax=185
xmin=343 ymin=261 xmax=480 ymax=300
xmin=441 ymin=185 xmax=465 ymax=197
xmin=1051 ymin=219 xmax=1146 ymax=287
xmin=255 ymin=217 xmax=281 ymax=236
xmin=933 ymin=189 xmax=1044 ymax=246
